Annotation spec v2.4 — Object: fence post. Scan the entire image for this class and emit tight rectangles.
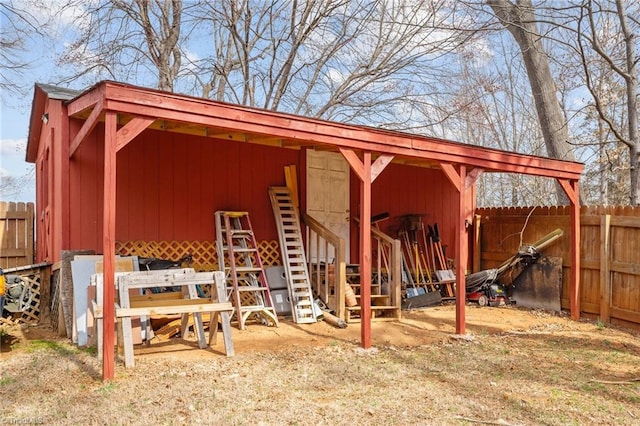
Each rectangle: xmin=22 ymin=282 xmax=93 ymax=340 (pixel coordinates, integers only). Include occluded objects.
xmin=599 ymin=214 xmax=611 ymax=322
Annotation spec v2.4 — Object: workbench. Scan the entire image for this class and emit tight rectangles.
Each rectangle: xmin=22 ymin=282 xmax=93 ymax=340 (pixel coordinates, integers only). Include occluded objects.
xmin=94 ymin=268 xmax=234 ymax=368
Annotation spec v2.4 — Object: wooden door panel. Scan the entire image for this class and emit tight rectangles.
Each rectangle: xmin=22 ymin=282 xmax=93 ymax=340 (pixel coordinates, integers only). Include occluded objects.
xmin=306 ymin=150 xmax=350 ymax=262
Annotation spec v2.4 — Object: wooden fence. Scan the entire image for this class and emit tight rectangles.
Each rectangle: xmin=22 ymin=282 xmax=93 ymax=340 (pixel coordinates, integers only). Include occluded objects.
xmin=477 ymin=206 xmax=640 ymax=331
xmin=0 ymin=202 xmax=35 ymax=269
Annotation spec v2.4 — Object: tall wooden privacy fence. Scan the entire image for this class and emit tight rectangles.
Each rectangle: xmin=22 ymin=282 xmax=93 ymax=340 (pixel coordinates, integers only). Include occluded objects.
xmin=0 ymin=202 xmax=35 ymax=269
xmin=477 ymin=206 xmax=640 ymax=331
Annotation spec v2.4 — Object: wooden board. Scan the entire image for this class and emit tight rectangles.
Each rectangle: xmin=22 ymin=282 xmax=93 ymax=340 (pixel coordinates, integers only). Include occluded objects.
xmin=60 ymin=250 xmax=94 ymax=338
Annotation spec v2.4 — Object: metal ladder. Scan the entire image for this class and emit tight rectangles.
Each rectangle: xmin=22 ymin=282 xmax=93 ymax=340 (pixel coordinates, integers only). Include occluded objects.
xmin=268 ymin=187 xmax=317 ymax=324
xmin=215 ymin=211 xmax=279 ymax=330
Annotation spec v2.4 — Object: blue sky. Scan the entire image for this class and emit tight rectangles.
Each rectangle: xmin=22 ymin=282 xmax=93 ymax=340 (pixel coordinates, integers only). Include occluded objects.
xmin=0 ymin=0 xmax=86 ymax=202
xmin=0 ymin=90 xmax=36 ymax=202
xmin=0 ymin=1 xmax=607 ymax=205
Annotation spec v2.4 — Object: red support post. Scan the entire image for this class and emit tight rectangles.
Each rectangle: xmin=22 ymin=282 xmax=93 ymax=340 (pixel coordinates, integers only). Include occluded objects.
xmin=558 ymin=179 xmax=581 ymax=321
xmin=102 ymin=111 xmax=117 ymax=381
xmin=569 ymin=180 xmax=581 ymax=320
xmin=455 ymin=165 xmax=468 ymax=334
xmin=360 ymin=152 xmax=372 ymax=348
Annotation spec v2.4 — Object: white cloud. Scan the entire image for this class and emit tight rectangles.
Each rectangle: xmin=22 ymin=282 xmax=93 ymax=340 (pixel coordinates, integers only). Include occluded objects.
xmin=0 ymin=138 xmax=31 ymax=178
xmin=0 ymin=138 xmax=35 ymax=202
xmin=19 ymin=0 xmax=91 ymax=36
xmin=0 ymin=138 xmax=27 ymax=157
xmin=326 ymin=68 xmax=345 ymax=86
xmin=182 ymin=48 xmax=201 ymax=72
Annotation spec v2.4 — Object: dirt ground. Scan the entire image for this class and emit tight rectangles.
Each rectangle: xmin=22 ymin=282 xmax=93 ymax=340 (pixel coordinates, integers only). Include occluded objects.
xmin=2 ymin=304 xmax=640 ymax=425
xmin=0 ymin=302 xmax=577 ymax=359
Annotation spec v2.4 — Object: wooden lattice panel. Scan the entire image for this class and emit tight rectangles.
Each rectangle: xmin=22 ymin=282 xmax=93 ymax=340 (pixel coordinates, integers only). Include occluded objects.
xmin=115 ymin=240 xmax=281 ymax=271
xmin=19 ymin=273 xmax=41 ymax=323
xmin=258 ymin=240 xmax=281 ymax=266
xmin=50 ymin=270 xmax=61 ymax=332
xmin=7 ymin=270 xmax=42 ymax=324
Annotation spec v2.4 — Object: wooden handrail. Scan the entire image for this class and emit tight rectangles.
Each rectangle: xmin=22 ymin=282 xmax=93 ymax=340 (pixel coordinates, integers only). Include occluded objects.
xmin=301 ymin=212 xmax=347 ymax=320
xmin=301 ymin=212 xmax=342 ymax=246
xmin=368 ymin=224 xmax=402 ymax=319
xmin=302 ymin=214 xmax=402 ymax=321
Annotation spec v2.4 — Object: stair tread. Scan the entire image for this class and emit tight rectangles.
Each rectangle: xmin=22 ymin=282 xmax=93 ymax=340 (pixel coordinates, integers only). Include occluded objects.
xmin=346 ymin=305 xmax=399 ymax=310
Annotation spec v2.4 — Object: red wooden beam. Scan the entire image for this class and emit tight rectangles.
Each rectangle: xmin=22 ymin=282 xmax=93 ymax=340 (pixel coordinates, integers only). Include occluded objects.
xmin=440 ymin=163 xmax=461 ymax=192
xmin=67 ymin=84 xmax=104 ymax=116
xmin=339 ymin=148 xmax=364 ymax=180
xmin=465 ymin=167 xmax=484 ymax=189
xmin=107 ymin=93 xmax=583 ymax=179
xmin=558 ymin=179 xmax=579 ymax=205
xmin=455 ymin=165 xmax=468 ymax=334
xmin=98 ymin=82 xmax=584 ymax=180
xmin=69 ymin=99 xmax=103 ymax=158
xmin=371 ymin=154 xmax=394 ymax=182
xmin=339 ymin=149 xmax=392 ymax=348
xmin=102 ymin=111 xmax=117 ymax=381
xmin=116 ymin=116 xmax=155 ymax=152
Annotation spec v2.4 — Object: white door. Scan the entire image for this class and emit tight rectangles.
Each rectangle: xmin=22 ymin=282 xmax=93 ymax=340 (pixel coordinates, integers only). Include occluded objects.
xmin=306 ymin=150 xmax=350 ymax=262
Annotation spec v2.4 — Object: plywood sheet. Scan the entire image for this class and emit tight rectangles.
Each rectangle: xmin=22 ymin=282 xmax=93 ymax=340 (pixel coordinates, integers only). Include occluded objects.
xmin=72 ymin=256 xmax=140 ymax=346
xmin=512 ymin=256 xmax=563 ymax=312
xmin=71 ymin=259 xmax=98 ymax=346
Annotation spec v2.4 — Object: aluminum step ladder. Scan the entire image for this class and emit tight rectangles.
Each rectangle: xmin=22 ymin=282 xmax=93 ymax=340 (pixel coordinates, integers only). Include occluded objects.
xmin=215 ymin=211 xmax=279 ymax=330
xmin=269 ymin=187 xmax=317 ymax=324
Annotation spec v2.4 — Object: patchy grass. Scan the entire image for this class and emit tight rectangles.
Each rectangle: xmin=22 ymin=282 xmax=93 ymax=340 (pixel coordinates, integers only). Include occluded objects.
xmin=2 ymin=308 xmax=640 ymax=425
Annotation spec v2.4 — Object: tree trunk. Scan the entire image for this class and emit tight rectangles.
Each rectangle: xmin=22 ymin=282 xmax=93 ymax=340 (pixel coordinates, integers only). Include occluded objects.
xmin=598 ymin=118 xmax=608 ymax=204
xmin=487 ymin=0 xmax=577 ymax=204
xmin=621 ymin=0 xmax=639 ymax=204
xmin=631 ymin=146 xmax=640 ymax=206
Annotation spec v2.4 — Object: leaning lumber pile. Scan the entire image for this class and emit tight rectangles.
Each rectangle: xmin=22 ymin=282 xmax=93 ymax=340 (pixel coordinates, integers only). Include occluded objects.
xmin=398 ymin=215 xmax=454 ymax=308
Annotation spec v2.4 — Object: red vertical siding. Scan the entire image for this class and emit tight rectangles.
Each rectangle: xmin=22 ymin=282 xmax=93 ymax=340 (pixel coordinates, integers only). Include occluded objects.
xmin=186 ymin=138 xmax=202 ymax=240
xmin=349 ymin=163 xmax=465 ymax=262
xmin=68 ymin=128 xmax=302 ymax=254
xmin=228 ymin=142 xmax=242 ymax=209
xmin=115 ymin=133 xmax=129 ymax=238
xmin=34 ymin=115 xmax=49 ymax=262
xmin=69 ymin=123 xmax=103 ymax=252
xmin=32 ymin=99 xmax=70 ymax=263
xmin=142 ymin=131 xmax=160 ymax=240
xmin=65 ymin=124 xmax=477 ymax=260
xmin=198 ymin=137 xmax=216 ymax=240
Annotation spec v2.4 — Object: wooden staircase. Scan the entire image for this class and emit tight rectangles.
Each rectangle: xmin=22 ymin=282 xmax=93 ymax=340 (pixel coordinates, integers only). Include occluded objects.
xmin=342 ymin=264 xmax=400 ymax=322
xmin=309 ymin=262 xmax=401 ymax=323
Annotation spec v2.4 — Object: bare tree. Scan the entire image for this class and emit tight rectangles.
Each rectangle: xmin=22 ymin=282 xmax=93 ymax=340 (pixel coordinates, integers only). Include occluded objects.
xmin=60 ymin=0 xmax=184 ymax=91
xmin=129 ymin=0 xmax=182 ymax=92
xmin=0 ymin=1 xmax=46 ymax=98
xmin=56 ymin=0 xmax=478 ymax=134
xmin=450 ymin=33 xmax=556 ymax=206
xmin=576 ymin=0 xmax=639 ymax=204
xmin=179 ymin=0 xmax=477 ymax=128
xmin=486 ymin=0 xmax=578 ymax=204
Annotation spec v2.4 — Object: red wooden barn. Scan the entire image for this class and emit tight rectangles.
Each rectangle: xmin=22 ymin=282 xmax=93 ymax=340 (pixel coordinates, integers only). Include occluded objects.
xmin=26 ymin=81 xmax=583 ymax=379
